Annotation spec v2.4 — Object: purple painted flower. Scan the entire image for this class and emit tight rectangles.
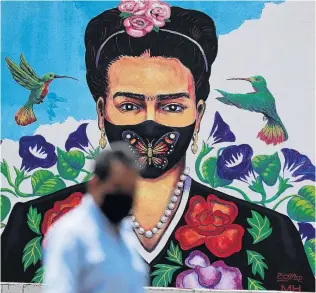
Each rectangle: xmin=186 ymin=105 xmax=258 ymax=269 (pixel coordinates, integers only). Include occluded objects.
xmin=207 ymin=112 xmax=236 ymax=145
xmin=217 ymin=144 xmax=256 ymax=184
xmin=65 ymin=123 xmax=91 ymax=153
xmin=281 ymin=148 xmax=315 ymax=182
xmin=176 ymin=250 xmax=243 ymax=289
xmin=19 ymin=135 xmax=57 ymax=172
xmin=298 ymin=222 xmax=316 ymax=242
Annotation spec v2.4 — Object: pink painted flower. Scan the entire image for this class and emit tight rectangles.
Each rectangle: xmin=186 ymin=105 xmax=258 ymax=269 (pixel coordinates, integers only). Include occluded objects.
xmin=145 ymin=1 xmax=171 ymax=27
xmin=118 ymin=0 xmax=148 ymax=16
xmin=124 ymin=16 xmax=154 ymax=37
xmin=176 ymin=250 xmax=243 ymax=289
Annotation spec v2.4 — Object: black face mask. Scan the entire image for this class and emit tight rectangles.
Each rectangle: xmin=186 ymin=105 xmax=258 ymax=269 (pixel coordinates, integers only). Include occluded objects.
xmin=100 ymin=192 xmax=133 ymax=224
xmin=104 ymin=119 xmax=195 ymax=179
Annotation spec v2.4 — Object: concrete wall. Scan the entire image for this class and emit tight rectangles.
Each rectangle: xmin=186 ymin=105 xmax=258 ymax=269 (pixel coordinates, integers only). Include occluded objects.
xmin=0 ymin=283 xmax=303 ymax=293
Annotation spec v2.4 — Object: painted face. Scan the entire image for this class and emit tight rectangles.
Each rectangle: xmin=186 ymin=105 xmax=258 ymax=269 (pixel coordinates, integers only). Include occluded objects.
xmin=98 ymin=55 xmax=205 ymax=178
xmin=104 ymin=55 xmax=199 ymax=127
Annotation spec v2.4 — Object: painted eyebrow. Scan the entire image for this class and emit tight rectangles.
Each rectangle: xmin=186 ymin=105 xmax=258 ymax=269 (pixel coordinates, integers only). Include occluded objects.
xmin=157 ymin=93 xmax=190 ymax=101
xmin=113 ymin=92 xmax=145 ymax=101
xmin=112 ymin=92 xmax=190 ymax=101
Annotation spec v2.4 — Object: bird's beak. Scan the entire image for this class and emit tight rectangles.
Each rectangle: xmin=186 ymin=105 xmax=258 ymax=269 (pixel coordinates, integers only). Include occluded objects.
xmin=55 ymin=75 xmax=78 ymax=81
xmin=227 ymin=77 xmax=251 ymax=82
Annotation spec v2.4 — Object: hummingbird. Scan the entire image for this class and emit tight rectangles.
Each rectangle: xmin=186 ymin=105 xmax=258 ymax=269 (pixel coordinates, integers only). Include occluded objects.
xmin=216 ymin=75 xmax=288 ymax=145
xmin=5 ymin=53 xmax=78 ymax=126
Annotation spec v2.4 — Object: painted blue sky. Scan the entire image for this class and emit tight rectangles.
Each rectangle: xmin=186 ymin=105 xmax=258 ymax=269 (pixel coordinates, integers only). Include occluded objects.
xmin=1 ymin=1 xmax=283 ymax=140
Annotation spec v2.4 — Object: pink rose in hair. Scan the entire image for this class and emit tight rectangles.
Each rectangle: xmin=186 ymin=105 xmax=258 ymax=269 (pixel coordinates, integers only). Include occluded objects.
xmin=124 ymin=16 xmax=154 ymax=37
xmin=145 ymin=1 xmax=171 ymax=27
xmin=118 ymin=0 xmax=148 ymax=16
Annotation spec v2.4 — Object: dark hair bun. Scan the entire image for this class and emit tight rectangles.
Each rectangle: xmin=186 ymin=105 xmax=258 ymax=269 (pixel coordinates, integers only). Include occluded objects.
xmin=85 ymin=6 xmax=218 ymax=103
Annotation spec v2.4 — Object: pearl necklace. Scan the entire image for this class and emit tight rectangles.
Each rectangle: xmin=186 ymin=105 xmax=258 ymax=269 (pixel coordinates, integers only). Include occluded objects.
xmin=131 ymin=167 xmax=190 ymax=239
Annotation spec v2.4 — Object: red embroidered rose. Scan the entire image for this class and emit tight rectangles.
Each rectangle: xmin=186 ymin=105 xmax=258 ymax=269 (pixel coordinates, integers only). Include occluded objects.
xmin=41 ymin=192 xmax=83 ymax=235
xmin=175 ymin=195 xmax=244 ymax=258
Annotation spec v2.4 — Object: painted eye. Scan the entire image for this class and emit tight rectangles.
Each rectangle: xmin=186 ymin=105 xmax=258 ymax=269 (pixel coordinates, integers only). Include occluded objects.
xmin=161 ymin=104 xmax=184 ymax=113
xmin=120 ymin=103 xmax=139 ymax=112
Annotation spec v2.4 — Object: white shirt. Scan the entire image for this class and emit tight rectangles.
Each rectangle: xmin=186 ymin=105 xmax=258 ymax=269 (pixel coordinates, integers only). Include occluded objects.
xmin=43 ymin=194 xmax=148 ymax=293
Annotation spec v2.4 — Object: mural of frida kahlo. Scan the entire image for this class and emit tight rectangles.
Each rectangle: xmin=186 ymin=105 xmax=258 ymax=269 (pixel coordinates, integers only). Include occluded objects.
xmin=1 ymin=1 xmax=315 ymax=291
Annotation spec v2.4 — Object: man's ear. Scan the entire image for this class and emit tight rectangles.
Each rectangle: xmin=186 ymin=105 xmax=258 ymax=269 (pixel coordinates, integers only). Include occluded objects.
xmin=195 ymin=100 xmax=206 ymax=133
xmin=97 ymin=97 xmax=105 ymax=130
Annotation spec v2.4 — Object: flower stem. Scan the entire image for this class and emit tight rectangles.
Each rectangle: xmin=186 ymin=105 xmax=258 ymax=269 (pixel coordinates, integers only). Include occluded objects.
xmin=14 ymin=187 xmax=33 ymax=197
xmin=272 ymin=195 xmax=293 ymax=210
xmin=71 ymin=179 xmax=80 ymax=184
xmin=265 ymin=190 xmax=286 ymax=204
xmin=264 ymin=177 xmax=293 ymax=204
xmin=222 ymin=185 xmax=252 ymax=202
xmin=89 ymin=141 xmax=95 ymax=150
xmin=1 ymin=188 xmax=17 ymax=197
xmin=81 ymin=169 xmax=91 ymax=175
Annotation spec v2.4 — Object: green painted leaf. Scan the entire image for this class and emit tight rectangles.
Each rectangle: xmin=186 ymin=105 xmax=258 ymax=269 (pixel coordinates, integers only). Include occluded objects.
xmin=247 ymin=210 xmax=272 ymax=244
xmin=14 ymin=167 xmax=31 ymax=187
xmin=165 ymin=18 xmax=171 ymax=22
xmin=86 ymin=147 xmax=101 ymax=160
xmin=153 ymin=26 xmax=160 ymax=33
xmin=27 ymin=206 xmax=42 ymax=235
xmin=166 ymin=241 xmax=183 ymax=265
xmin=1 ymin=223 xmax=5 ymax=228
xmin=31 ymin=170 xmax=66 ymax=196
xmin=202 ymin=157 xmax=232 ymax=188
xmin=252 ymin=153 xmax=281 ymax=186
xmin=1 ymin=160 xmax=13 ymax=185
xmin=22 ymin=236 xmax=42 ymax=271
xmin=304 ymin=238 xmax=315 ymax=275
xmin=287 ymin=185 xmax=315 ymax=222
xmin=0 ymin=195 xmax=11 ymax=221
xmin=247 ymin=250 xmax=268 ymax=279
xmin=32 ymin=266 xmax=45 ymax=283
xmin=57 ymin=148 xmax=85 ymax=180
xmin=151 ymin=264 xmax=180 ymax=287
xmin=119 ymin=12 xmax=133 ymax=19
xmin=248 ymin=278 xmax=266 ymax=290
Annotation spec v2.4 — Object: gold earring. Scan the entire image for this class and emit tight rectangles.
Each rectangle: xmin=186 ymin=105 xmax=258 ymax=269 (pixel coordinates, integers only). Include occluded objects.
xmin=191 ymin=132 xmax=198 ymax=154
xmin=99 ymin=128 xmax=107 ymax=149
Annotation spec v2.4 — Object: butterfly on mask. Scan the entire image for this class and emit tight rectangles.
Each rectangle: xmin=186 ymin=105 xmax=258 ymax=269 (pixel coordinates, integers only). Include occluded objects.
xmin=122 ymin=130 xmax=180 ymax=169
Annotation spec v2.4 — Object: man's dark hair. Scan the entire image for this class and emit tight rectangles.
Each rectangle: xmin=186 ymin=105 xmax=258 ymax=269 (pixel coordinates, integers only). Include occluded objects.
xmin=93 ymin=142 xmax=138 ymax=181
xmin=85 ymin=6 xmax=218 ymax=104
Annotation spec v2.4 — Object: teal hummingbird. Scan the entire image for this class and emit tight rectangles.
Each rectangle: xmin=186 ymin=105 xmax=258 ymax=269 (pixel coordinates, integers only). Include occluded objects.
xmin=216 ymin=75 xmax=288 ymax=145
xmin=5 ymin=53 xmax=78 ymax=126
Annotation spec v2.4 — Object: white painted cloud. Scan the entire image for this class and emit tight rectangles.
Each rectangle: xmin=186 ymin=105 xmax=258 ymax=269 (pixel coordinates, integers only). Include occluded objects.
xmin=1 ymin=1 xmax=315 ymax=230
xmin=199 ymin=1 xmax=315 ymax=159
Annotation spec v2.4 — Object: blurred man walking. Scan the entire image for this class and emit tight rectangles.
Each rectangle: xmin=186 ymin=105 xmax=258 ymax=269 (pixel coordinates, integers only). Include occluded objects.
xmin=43 ymin=143 xmax=147 ymax=293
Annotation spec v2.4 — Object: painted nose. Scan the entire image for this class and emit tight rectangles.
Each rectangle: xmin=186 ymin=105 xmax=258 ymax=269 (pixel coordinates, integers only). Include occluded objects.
xmin=145 ymin=104 xmax=156 ymax=121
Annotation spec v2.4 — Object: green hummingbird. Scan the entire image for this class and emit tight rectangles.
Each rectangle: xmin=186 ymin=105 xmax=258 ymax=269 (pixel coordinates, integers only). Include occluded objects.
xmin=5 ymin=53 xmax=78 ymax=126
xmin=216 ymin=75 xmax=288 ymax=145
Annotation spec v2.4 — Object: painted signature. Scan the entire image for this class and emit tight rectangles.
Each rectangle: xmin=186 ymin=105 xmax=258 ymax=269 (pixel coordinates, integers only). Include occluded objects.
xmin=277 ymin=272 xmax=303 ymax=283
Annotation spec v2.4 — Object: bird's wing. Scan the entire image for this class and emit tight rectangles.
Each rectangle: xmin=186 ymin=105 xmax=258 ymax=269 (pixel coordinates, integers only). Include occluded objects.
xmin=27 ymin=87 xmax=44 ymax=105
xmin=216 ymin=90 xmax=283 ymax=122
xmin=216 ymin=90 xmax=260 ymax=112
xmin=19 ymin=54 xmax=41 ymax=82
xmin=5 ymin=57 xmax=43 ymax=90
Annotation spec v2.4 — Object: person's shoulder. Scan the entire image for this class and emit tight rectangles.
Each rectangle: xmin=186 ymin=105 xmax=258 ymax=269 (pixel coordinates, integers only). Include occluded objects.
xmin=190 ymin=179 xmax=292 ymax=224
